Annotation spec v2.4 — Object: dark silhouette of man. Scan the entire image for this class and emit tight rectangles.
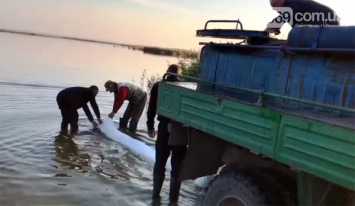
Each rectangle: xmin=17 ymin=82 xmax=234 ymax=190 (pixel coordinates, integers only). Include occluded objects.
xmin=56 ymin=85 xmax=102 ymax=135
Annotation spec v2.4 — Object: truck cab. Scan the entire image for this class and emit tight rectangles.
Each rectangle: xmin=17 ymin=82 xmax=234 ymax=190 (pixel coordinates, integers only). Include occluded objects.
xmin=157 ymin=20 xmax=355 ymax=205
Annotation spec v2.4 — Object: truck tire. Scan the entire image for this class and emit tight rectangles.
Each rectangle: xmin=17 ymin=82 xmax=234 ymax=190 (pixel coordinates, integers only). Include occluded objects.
xmin=249 ymin=170 xmax=297 ymax=205
xmin=201 ymin=171 xmax=268 ymax=206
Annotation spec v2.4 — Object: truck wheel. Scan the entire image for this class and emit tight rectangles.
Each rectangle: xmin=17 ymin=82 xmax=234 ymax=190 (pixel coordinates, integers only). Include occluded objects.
xmin=202 ymin=172 xmax=268 ymax=206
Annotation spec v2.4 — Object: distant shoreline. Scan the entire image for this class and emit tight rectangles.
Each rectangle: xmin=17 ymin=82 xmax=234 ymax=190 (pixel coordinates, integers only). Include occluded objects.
xmin=0 ymin=28 xmax=198 ymax=59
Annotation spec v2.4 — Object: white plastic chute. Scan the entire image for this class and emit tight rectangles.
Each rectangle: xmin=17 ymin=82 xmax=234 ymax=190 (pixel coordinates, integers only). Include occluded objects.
xmin=99 ymin=118 xmax=171 ymax=169
xmin=98 ymin=118 xmax=212 ymax=188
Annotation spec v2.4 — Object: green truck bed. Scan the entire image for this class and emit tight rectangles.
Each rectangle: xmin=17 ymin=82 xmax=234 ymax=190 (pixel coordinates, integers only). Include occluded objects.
xmin=157 ymin=81 xmax=355 ymax=191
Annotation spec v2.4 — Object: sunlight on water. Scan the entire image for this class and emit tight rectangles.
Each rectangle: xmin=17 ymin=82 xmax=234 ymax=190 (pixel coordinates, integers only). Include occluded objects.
xmin=0 ymin=33 xmax=177 ymax=88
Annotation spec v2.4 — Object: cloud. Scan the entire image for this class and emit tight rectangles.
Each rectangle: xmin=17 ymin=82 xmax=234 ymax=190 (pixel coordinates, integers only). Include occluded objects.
xmin=121 ymin=0 xmax=196 ymax=14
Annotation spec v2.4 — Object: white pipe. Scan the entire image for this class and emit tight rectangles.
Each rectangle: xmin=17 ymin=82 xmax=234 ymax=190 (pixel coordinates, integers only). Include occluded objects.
xmin=99 ymin=118 xmax=171 ymax=169
xmin=98 ymin=118 xmax=212 ymax=188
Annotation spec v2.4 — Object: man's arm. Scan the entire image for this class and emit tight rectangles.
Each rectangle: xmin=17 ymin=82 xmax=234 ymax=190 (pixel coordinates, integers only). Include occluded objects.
xmin=266 ymin=14 xmax=285 ymax=35
xmin=112 ymin=86 xmax=129 ymax=114
xmin=146 ymin=82 xmax=159 ymax=131
xmin=89 ymin=98 xmax=101 ymax=119
xmin=83 ymin=104 xmax=94 ymax=122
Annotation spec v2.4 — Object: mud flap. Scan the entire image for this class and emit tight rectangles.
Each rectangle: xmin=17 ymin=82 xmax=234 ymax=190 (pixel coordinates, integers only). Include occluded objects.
xmin=178 ymin=129 xmax=226 ymax=181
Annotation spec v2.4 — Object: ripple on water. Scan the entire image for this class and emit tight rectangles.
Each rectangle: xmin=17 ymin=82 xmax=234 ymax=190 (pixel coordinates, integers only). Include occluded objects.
xmin=0 ymin=67 xmax=202 ymax=205
xmin=1 ymin=119 xmax=200 ymax=205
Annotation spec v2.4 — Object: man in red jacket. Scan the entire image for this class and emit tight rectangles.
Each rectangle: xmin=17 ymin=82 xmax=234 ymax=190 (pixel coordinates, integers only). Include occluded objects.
xmin=104 ymin=81 xmax=147 ymax=133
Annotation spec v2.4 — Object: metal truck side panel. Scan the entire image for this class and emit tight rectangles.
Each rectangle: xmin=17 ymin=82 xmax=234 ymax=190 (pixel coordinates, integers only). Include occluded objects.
xmin=157 ymin=82 xmax=355 ymax=190
xmin=276 ymin=115 xmax=355 ymax=190
xmin=158 ymin=83 xmax=280 ymax=157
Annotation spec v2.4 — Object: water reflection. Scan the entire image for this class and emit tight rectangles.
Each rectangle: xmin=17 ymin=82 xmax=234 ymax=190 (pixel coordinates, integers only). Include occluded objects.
xmin=54 ymin=135 xmax=78 ymax=159
xmin=52 ymin=133 xmax=134 ymax=181
xmin=53 ymin=135 xmax=90 ymax=173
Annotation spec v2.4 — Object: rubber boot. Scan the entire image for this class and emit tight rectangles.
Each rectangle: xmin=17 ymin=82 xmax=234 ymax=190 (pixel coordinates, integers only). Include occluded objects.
xmin=59 ymin=130 xmax=68 ymax=137
xmin=119 ymin=118 xmax=128 ymax=129
xmin=70 ymin=124 xmax=78 ymax=136
xmin=128 ymin=121 xmax=138 ymax=133
xmin=61 ymin=122 xmax=68 ymax=135
xmin=152 ymin=175 xmax=165 ymax=200
xmin=169 ymin=178 xmax=182 ymax=203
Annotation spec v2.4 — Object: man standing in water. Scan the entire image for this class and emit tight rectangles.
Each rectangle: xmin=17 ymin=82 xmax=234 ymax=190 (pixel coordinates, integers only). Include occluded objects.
xmin=104 ymin=80 xmax=147 ymax=133
xmin=56 ymin=85 xmax=102 ymax=136
xmin=146 ymin=64 xmax=187 ymax=203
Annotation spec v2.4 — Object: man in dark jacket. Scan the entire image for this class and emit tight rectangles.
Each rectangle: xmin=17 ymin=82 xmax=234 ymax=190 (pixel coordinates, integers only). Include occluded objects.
xmin=266 ymin=0 xmax=339 ymax=35
xmin=56 ymin=85 xmax=102 ymax=135
xmin=146 ymin=64 xmax=187 ymax=203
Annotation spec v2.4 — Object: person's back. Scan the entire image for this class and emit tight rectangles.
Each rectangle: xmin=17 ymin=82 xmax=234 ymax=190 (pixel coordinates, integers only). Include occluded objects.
xmin=266 ymin=0 xmax=340 ymax=34
xmin=105 ymin=81 xmax=147 ymax=132
xmin=57 ymin=87 xmax=95 ymax=109
xmin=56 ymin=86 xmax=101 ymax=136
xmin=286 ymin=0 xmax=339 ymax=27
xmin=116 ymin=82 xmax=147 ymax=103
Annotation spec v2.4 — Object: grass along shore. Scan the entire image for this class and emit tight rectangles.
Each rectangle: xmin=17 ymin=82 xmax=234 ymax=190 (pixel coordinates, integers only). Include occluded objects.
xmin=0 ymin=28 xmax=198 ymax=59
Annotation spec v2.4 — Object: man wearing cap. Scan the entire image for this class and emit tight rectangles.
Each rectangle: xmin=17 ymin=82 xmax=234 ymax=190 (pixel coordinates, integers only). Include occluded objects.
xmin=266 ymin=0 xmax=339 ymax=35
xmin=56 ymin=85 xmax=102 ymax=136
xmin=104 ymin=80 xmax=147 ymax=133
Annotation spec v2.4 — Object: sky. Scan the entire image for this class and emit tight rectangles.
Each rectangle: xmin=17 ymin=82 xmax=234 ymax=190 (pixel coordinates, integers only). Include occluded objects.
xmin=0 ymin=0 xmax=354 ymax=50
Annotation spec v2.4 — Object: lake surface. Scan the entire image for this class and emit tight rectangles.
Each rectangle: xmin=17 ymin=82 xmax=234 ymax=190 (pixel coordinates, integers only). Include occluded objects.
xmin=0 ymin=33 xmax=203 ymax=206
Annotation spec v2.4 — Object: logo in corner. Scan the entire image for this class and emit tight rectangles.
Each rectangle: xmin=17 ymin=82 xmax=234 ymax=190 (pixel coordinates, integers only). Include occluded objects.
xmin=267 ymin=7 xmax=294 ymax=28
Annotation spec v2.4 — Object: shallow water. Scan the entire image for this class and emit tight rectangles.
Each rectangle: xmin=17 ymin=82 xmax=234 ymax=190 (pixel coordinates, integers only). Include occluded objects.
xmin=0 ymin=33 xmax=203 ymax=206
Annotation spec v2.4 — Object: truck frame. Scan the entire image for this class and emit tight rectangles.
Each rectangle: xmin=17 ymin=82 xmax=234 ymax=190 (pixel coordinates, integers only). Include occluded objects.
xmin=156 ymin=20 xmax=355 ymax=205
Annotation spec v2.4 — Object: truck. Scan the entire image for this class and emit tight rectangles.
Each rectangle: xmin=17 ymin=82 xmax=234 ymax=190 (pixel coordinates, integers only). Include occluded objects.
xmin=156 ymin=20 xmax=355 ymax=205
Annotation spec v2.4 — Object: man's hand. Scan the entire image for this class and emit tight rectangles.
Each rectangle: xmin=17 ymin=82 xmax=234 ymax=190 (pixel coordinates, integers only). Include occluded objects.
xmin=97 ymin=118 xmax=103 ymax=124
xmin=91 ymin=120 xmax=99 ymax=128
xmin=148 ymin=130 xmax=156 ymax=138
xmin=108 ymin=112 xmax=115 ymax=119
xmin=265 ymin=28 xmax=281 ymax=35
